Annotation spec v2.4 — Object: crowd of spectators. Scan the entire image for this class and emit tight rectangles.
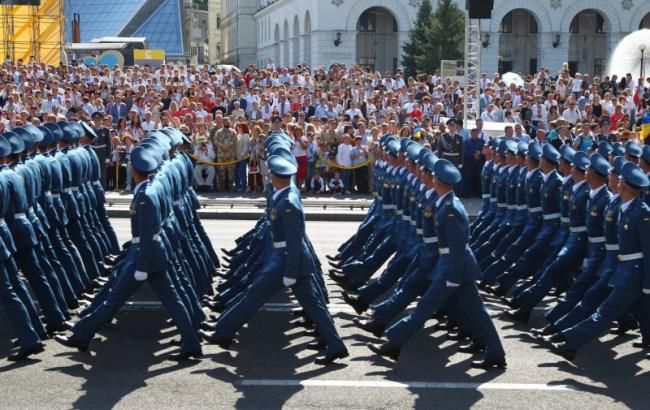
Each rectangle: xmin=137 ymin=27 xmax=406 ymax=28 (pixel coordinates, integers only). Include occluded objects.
xmin=1 ymin=58 xmax=649 ymax=197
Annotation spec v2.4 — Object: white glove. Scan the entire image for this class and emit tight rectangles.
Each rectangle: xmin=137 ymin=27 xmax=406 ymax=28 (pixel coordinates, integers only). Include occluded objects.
xmin=643 ymin=289 xmax=650 ymax=295
xmin=105 ymin=159 xmax=110 ymax=164
xmin=283 ymin=277 xmax=296 ymax=287
xmin=458 ymin=164 xmax=463 ymax=169
xmin=134 ymin=270 xmax=148 ymax=281
xmin=446 ymin=281 xmax=460 ymax=288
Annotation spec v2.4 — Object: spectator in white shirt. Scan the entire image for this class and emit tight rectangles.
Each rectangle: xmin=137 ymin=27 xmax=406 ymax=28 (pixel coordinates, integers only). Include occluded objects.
xmin=193 ymin=136 xmax=215 ymax=191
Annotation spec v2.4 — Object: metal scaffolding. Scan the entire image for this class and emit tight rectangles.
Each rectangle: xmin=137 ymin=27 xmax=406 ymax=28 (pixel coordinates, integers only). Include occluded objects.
xmin=0 ymin=0 xmax=64 ymax=65
xmin=463 ymin=13 xmax=481 ymax=125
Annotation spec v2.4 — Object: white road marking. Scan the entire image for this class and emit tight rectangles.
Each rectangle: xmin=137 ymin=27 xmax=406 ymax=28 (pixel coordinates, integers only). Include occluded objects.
xmin=236 ymin=379 xmax=577 ymax=391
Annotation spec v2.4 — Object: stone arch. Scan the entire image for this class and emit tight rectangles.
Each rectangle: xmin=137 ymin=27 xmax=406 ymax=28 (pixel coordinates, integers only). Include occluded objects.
xmin=345 ymin=0 xmax=410 ymax=33
xmin=489 ymin=0 xmax=552 ymax=33
xmin=292 ymin=15 xmax=300 ymax=65
xmin=304 ymin=10 xmax=312 ymax=66
xmin=283 ymin=20 xmax=290 ymax=66
xmin=273 ymin=23 xmax=280 ymax=66
xmin=629 ymin=2 xmax=650 ymax=31
xmin=560 ymin=0 xmax=621 ymax=33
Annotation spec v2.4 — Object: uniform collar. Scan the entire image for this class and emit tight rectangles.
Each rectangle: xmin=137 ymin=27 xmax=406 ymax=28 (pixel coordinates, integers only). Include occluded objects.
xmin=133 ymin=180 xmax=147 ymax=196
xmin=436 ymin=191 xmax=453 ymax=208
xmin=620 ymin=198 xmax=635 ymax=213
xmin=425 ymin=188 xmax=435 ymax=199
xmin=542 ymin=169 xmax=555 ymax=183
xmin=572 ymin=180 xmax=586 ymax=192
xmin=589 ymin=184 xmax=606 ymax=199
xmin=272 ymin=185 xmax=291 ymax=201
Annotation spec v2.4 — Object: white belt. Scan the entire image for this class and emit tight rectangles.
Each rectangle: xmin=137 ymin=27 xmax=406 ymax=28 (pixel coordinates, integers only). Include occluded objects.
xmin=64 ymin=188 xmax=72 ymax=193
xmin=489 ymin=198 xmax=497 ymax=203
xmin=14 ymin=213 xmax=27 ymax=219
xmin=92 ymin=144 xmax=108 ymax=149
xmin=45 ymin=191 xmax=52 ymax=197
xmin=482 ymin=194 xmax=490 ymax=199
xmin=423 ymin=237 xmax=438 ymax=244
xmin=92 ymin=181 xmax=101 ymax=187
xmin=588 ymin=236 xmax=605 ymax=243
xmin=0 ymin=218 xmax=4 ymax=224
xmin=52 ymin=193 xmax=61 ymax=198
xmin=497 ymin=203 xmax=506 ymax=208
xmin=561 ymin=217 xmax=570 ymax=224
xmin=438 ymin=247 xmax=450 ymax=255
xmin=395 ymin=210 xmax=403 ymax=215
xmin=618 ymin=252 xmax=643 ymax=262
xmin=528 ymin=206 xmax=542 ymax=213
xmin=71 ymin=186 xmax=79 ymax=192
xmin=507 ymin=205 xmax=516 ymax=210
xmin=410 ymin=220 xmax=417 ymax=226
xmin=383 ymin=204 xmax=395 ymax=210
xmin=132 ymin=237 xmax=140 ymax=244
xmin=543 ymin=213 xmax=561 ymax=220
xmin=416 ymin=229 xmax=423 ymax=235
xmin=173 ymin=200 xmax=182 ymax=206
xmin=570 ymin=226 xmax=587 ymax=233
xmin=444 ymin=152 xmax=460 ymax=156
xmin=516 ymin=205 xmax=527 ymax=211
xmin=605 ymin=244 xmax=619 ymax=251
xmin=273 ymin=241 xmax=287 ymax=249
xmin=28 ymin=207 xmax=35 ymax=214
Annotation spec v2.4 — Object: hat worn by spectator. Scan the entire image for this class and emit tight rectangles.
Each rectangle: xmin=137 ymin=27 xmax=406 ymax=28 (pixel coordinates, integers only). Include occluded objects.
xmin=621 ymin=162 xmax=650 ymax=189
xmin=542 ymin=143 xmax=561 ymax=164
xmin=267 ymin=154 xmax=297 ymax=178
xmin=590 ymin=152 xmax=612 ymax=177
xmin=434 ymin=159 xmax=461 ymax=185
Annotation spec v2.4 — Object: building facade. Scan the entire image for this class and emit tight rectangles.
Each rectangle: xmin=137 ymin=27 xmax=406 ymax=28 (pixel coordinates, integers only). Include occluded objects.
xmin=207 ymin=0 xmax=223 ymax=63
xmin=234 ymin=0 xmax=650 ymax=77
xmin=184 ymin=1 xmax=210 ymax=64
xmin=220 ymin=0 xmax=258 ymax=66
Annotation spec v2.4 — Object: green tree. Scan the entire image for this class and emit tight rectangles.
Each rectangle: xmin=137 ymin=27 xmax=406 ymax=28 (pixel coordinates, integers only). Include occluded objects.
xmin=401 ymin=0 xmax=433 ymax=77
xmin=428 ymin=0 xmax=465 ymax=70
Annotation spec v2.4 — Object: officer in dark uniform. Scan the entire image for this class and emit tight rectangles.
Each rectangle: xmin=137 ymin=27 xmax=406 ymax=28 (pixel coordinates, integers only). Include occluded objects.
xmin=91 ymin=112 xmax=111 ymax=189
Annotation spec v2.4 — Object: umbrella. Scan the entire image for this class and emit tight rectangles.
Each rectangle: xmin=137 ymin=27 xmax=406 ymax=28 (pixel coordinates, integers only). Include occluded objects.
xmin=501 ymin=72 xmax=525 ymax=88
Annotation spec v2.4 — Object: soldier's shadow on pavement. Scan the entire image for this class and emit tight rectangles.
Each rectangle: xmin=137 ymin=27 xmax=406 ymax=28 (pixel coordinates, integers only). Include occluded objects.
xmin=193 ymin=308 xmax=349 ymax=410
xmin=538 ymin=335 xmax=650 ymax=409
xmin=43 ymin=311 xmax=199 ymax=410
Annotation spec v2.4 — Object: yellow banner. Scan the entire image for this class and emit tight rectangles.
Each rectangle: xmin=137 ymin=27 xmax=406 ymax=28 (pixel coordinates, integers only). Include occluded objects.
xmin=134 ymin=49 xmax=165 ymax=60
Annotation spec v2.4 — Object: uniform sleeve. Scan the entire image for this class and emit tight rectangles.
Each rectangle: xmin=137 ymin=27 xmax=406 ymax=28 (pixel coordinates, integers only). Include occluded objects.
xmin=641 ymin=211 xmax=650 ymax=291
xmin=440 ymin=208 xmax=466 ymax=284
xmin=281 ymin=201 xmax=304 ymax=279
xmin=135 ymin=195 xmax=159 ymax=273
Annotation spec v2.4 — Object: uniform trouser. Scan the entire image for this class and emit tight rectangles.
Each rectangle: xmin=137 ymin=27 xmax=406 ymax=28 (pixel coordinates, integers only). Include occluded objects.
xmin=479 ymin=223 xmax=524 ymax=271
xmin=386 ymin=280 xmax=505 ymax=361
xmin=342 ymin=237 xmax=397 ymax=289
xmin=474 ymin=223 xmax=513 ymax=262
xmin=563 ymin=284 xmax=644 ymax=350
xmin=515 ymin=234 xmax=587 ymax=312
xmin=480 ymin=218 xmax=541 ymax=282
xmin=338 ymin=214 xmax=377 ymax=259
xmin=33 ymin=221 xmax=76 ymax=308
xmin=55 ymin=225 xmax=91 ymax=289
xmin=14 ymin=247 xmax=67 ymax=326
xmin=545 ymin=246 xmax=607 ymax=324
xmin=73 ymin=247 xmax=201 ymax=353
xmin=82 ymin=210 xmax=108 ymax=259
xmin=194 ymin=164 xmax=216 ymax=188
xmin=216 ymin=165 xmax=235 ymax=191
xmin=372 ymin=258 xmax=436 ymax=326
xmin=493 ymin=221 xmax=561 ymax=291
xmin=471 ymin=212 xmax=504 ymax=247
xmin=192 ymin=211 xmax=220 ymax=268
xmin=95 ymin=203 xmax=120 ymax=254
xmin=214 ymin=261 xmax=346 ymax=355
xmin=470 ymin=209 xmax=495 ymax=242
xmin=357 ymin=247 xmax=419 ymax=304
xmin=5 ymin=259 xmax=47 ymax=337
xmin=67 ymin=217 xmax=101 ymax=279
xmin=48 ymin=226 xmax=86 ymax=296
xmin=0 ymin=261 xmax=42 ymax=349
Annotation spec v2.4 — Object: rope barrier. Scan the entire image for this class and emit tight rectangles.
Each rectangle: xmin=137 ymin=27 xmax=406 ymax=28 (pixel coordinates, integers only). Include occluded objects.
xmin=318 ymin=157 xmax=373 ymax=170
xmin=189 ymin=155 xmax=250 ymax=166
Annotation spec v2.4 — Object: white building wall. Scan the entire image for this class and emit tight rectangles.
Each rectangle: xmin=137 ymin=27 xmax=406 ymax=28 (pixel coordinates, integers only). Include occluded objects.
xmin=235 ymin=0 xmax=650 ymax=75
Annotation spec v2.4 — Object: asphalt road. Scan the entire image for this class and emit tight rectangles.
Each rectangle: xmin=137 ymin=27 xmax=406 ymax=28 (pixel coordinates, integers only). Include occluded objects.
xmin=0 ymin=219 xmax=648 ymax=409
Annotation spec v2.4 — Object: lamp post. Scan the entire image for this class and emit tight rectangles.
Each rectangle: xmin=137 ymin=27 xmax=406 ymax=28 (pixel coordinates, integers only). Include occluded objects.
xmin=640 ymin=44 xmax=646 ymax=79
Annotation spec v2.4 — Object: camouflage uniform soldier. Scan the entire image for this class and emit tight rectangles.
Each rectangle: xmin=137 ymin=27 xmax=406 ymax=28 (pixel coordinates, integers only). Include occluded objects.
xmin=210 ymin=117 xmax=237 ymax=191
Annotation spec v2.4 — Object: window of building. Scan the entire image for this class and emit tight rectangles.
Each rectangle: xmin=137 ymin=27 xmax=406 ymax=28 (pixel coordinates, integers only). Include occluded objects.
xmin=216 ymin=15 xmax=221 ymax=29
xmin=357 ymin=10 xmax=376 ymax=32
xmin=500 ymin=11 xmax=513 ymax=33
xmin=569 ymin=15 xmax=579 ymax=33
xmin=529 ymin=14 xmax=538 ymax=33
xmin=595 ymin=14 xmax=606 ymax=33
